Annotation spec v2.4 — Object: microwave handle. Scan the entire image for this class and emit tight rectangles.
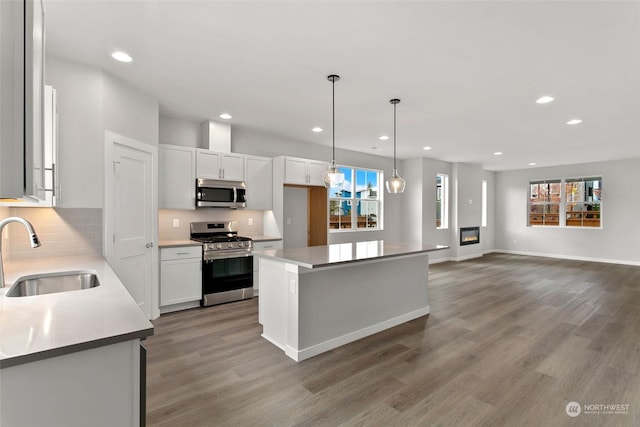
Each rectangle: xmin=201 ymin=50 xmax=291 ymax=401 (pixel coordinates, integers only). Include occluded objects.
xmin=233 ymin=187 xmax=237 ymax=204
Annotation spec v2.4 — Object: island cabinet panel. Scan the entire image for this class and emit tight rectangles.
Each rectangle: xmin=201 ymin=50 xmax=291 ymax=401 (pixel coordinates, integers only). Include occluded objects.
xmin=259 ymin=252 xmax=431 ymax=361
xmin=1 ymin=340 xmax=142 ymax=427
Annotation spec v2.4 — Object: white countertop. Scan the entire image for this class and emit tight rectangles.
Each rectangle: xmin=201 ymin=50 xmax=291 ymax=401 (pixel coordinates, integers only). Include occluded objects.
xmin=255 ymin=240 xmax=448 ymax=269
xmin=0 ymin=256 xmax=154 ymax=368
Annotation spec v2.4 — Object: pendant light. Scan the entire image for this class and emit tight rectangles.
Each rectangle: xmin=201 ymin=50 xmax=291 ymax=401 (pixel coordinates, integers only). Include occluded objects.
xmin=386 ymin=98 xmax=406 ymax=193
xmin=322 ymin=74 xmax=345 ymax=188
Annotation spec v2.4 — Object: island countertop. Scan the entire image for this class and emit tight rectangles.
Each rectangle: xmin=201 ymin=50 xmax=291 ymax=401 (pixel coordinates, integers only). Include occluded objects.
xmin=0 ymin=256 xmax=154 ymax=368
xmin=255 ymin=240 xmax=448 ymax=269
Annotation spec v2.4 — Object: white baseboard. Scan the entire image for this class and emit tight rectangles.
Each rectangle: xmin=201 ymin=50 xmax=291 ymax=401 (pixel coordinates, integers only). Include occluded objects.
xmin=493 ymin=250 xmax=640 ymax=267
xmin=285 ymin=306 xmax=430 ymax=362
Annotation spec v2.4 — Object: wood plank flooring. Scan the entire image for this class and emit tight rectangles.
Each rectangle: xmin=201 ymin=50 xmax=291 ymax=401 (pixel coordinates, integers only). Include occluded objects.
xmin=145 ymin=253 xmax=640 ymax=426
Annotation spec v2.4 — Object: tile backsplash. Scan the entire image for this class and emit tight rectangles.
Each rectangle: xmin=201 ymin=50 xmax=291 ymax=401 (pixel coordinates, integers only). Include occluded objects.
xmin=2 ymin=208 xmax=102 ymax=261
xmin=159 ymin=209 xmax=264 ymax=241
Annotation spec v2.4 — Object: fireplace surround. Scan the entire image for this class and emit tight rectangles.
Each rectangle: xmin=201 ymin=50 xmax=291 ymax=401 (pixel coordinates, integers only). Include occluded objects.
xmin=460 ymin=226 xmax=480 ymax=246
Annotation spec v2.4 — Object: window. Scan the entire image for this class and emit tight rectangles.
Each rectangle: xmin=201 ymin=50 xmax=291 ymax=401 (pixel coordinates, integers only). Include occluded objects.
xmin=528 ymin=180 xmax=561 ymax=226
xmin=482 ymin=180 xmax=487 ymax=227
xmin=436 ymin=174 xmax=448 ymax=229
xmin=528 ymin=177 xmax=602 ymax=228
xmin=329 ymin=166 xmax=382 ymax=231
xmin=565 ymin=177 xmax=602 ymax=227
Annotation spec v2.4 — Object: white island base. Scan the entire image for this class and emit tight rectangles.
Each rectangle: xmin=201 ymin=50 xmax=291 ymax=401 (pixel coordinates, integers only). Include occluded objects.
xmin=259 ymin=250 xmax=432 ymax=362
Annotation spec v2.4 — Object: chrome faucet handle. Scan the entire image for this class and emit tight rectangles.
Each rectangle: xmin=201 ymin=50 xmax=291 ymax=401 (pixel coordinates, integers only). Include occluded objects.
xmin=0 ymin=217 xmax=41 ymax=288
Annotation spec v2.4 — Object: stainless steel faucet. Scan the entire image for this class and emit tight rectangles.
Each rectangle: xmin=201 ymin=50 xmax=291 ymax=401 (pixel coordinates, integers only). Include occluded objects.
xmin=0 ymin=217 xmax=41 ymax=288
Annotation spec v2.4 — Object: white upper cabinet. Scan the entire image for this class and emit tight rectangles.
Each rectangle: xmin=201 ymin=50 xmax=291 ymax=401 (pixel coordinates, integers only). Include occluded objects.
xmin=245 ymin=155 xmax=273 ymax=210
xmin=196 ymin=149 xmax=244 ymax=181
xmin=159 ymin=144 xmax=196 ymax=210
xmin=284 ymin=156 xmax=328 ymax=186
xmin=307 ymin=160 xmax=330 ymax=186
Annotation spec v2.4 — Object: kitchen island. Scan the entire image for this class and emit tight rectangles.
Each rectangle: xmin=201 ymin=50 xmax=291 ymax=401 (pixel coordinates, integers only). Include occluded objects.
xmin=256 ymin=240 xmax=447 ymax=362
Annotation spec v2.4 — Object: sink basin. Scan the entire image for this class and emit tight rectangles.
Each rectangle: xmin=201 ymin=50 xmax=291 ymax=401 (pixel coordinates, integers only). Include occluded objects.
xmin=5 ymin=271 xmax=100 ymax=297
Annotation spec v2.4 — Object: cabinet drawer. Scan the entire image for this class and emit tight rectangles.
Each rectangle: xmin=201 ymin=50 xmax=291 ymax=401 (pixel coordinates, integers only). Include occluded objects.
xmin=253 ymin=241 xmax=283 ymax=251
xmin=160 ymin=246 xmax=202 ymax=260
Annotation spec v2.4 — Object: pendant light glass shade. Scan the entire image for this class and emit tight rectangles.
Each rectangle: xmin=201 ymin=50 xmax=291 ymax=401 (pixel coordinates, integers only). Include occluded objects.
xmin=323 ymin=74 xmax=344 ymax=189
xmin=323 ymin=160 xmax=345 ymax=188
xmin=386 ymin=169 xmax=406 ymax=193
xmin=386 ymin=98 xmax=405 ymax=193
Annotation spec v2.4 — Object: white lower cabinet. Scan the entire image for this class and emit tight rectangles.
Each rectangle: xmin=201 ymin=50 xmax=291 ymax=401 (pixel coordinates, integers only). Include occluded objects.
xmin=253 ymin=240 xmax=283 ymax=295
xmin=160 ymin=246 xmax=202 ymax=313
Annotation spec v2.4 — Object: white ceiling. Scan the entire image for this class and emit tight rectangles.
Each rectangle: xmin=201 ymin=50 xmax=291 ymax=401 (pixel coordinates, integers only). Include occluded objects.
xmin=45 ymin=0 xmax=640 ymax=171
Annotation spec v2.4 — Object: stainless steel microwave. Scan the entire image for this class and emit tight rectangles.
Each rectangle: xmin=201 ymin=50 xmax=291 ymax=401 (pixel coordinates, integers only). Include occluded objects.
xmin=196 ymin=179 xmax=246 ymax=208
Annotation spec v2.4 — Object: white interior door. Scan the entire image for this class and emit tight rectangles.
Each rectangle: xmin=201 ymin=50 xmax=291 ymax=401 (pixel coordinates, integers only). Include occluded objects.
xmin=104 ymin=131 xmax=158 ymax=319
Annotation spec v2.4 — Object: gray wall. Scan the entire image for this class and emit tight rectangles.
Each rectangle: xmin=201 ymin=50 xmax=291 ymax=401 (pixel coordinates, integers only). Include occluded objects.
xmin=495 ymin=158 xmax=640 ymax=265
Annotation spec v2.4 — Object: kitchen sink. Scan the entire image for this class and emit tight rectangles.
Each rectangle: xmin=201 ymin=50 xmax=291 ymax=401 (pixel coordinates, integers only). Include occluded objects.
xmin=5 ymin=271 xmax=100 ymax=297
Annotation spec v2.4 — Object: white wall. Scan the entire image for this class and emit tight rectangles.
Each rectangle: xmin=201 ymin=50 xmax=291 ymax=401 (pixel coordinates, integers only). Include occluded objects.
xmin=45 ymin=56 xmax=103 ymax=208
xmin=159 ymin=115 xmax=201 ymax=148
xmin=102 ymin=73 xmax=159 ymax=146
xmin=452 ymin=162 xmax=484 ymax=260
xmin=45 ymin=56 xmax=159 ymax=208
xmin=495 ymin=158 xmax=640 ymax=265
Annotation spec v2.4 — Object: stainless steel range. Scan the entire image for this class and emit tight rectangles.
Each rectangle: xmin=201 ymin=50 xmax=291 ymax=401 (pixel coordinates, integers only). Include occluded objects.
xmin=190 ymin=222 xmax=253 ymax=306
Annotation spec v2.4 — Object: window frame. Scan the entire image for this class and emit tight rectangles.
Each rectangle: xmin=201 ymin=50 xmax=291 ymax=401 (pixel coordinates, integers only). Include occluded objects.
xmin=436 ymin=173 xmax=449 ymax=230
xmin=328 ymin=165 xmax=383 ymax=233
xmin=527 ymin=176 xmax=602 ymax=229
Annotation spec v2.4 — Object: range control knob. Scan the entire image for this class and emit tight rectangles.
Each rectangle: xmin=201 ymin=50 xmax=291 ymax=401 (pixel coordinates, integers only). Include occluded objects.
xmin=228 ymin=243 xmax=234 ymax=248
xmin=238 ymin=242 xmax=244 ymax=247
xmin=215 ymin=243 xmax=222 ymax=249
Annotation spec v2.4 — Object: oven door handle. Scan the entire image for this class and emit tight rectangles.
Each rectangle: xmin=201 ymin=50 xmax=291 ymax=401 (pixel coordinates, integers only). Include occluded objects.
xmin=203 ymin=251 xmax=253 ymax=261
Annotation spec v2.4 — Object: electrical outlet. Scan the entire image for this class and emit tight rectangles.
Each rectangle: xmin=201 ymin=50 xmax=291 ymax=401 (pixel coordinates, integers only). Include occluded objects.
xmin=248 ymin=217 xmax=253 ymax=226
xmin=172 ymin=219 xmax=180 ymax=228
xmin=468 ymin=199 xmax=473 ymax=205
xmin=286 ymin=218 xmax=292 ymax=225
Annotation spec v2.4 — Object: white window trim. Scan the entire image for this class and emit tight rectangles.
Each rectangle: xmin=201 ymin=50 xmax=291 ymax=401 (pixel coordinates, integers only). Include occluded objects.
xmin=527 ymin=176 xmax=603 ymax=229
xmin=329 ymin=165 xmax=384 ymax=233
xmin=436 ymin=173 xmax=449 ymax=230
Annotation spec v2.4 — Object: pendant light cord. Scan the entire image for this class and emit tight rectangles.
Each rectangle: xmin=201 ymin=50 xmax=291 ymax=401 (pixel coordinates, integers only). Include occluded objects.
xmin=332 ymin=77 xmax=336 ymax=162
xmin=390 ymin=98 xmax=400 ymax=171
xmin=393 ymin=102 xmax=397 ymax=171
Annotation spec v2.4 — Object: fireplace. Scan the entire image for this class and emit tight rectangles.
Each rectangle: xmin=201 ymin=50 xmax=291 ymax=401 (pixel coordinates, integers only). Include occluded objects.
xmin=460 ymin=226 xmax=480 ymax=246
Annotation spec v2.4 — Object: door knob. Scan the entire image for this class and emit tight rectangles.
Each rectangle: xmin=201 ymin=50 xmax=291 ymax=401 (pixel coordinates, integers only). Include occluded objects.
xmin=145 ymin=242 xmax=154 ymax=248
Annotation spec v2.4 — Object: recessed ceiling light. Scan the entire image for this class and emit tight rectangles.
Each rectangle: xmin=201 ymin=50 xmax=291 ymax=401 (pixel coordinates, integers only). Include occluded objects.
xmin=494 ymin=151 xmax=503 ymax=156
xmin=379 ymin=135 xmax=389 ymax=140
xmin=535 ymin=95 xmax=554 ymax=104
xmin=219 ymin=113 xmax=232 ymax=120
xmin=312 ymin=127 xmax=323 ymax=133
xmin=529 ymin=162 xmax=537 ymax=166
xmin=111 ymin=51 xmax=133 ymax=63
xmin=423 ymin=146 xmax=432 ymax=150
xmin=566 ymin=119 xmax=583 ymax=125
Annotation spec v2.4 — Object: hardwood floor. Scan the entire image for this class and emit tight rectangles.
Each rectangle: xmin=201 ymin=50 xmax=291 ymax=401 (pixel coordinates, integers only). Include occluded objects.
xmin=145 ymin=253 xmax=640 ymax=426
